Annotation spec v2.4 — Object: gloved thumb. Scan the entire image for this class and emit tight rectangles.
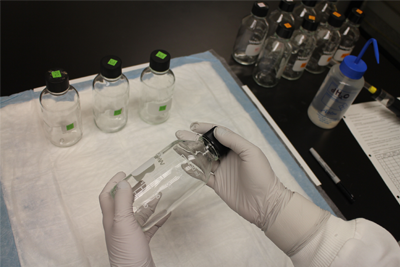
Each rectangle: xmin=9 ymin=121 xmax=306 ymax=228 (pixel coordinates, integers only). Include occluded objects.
xmin=114 ymin=180 xmax=134 ymax=217
xmin=213 ymin=127 xmax=255 ymax=157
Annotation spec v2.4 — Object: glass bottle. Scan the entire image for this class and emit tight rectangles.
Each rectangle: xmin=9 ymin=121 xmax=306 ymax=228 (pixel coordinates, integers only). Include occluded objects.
xmin=267 ymin=0 xmax=296 ymax=38
xmin=253 ymin=22 xmax=294 ymax=88
xmin=110 ymin=127 xmax=229 ymax=231
xmin=92 ymin=55 xmax=130 ymax=133
xmin=308 ymin=38 xmax=379 ymax=129
xmin=283 ymin=15 xmax=318 ymax=80
xmin=232 ymin=1 xmax=269 ymax=65
xmin=330 ymin=8 xmax=365 ymax=66
xmin=139 ymin=50 xmax=175 ymax=125
xmin=40 ymin=69 xmax=82 ymax=147
xmin=315 ymin=0 xmax=338 ymax=26
xmin=306 ymin=11 xmax=345 ymax=74
xmin=292 ymin=0 xmax=318 ymax=30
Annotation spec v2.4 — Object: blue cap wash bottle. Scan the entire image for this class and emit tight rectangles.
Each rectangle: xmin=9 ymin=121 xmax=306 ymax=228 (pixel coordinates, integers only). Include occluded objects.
xmin=307 ymin=38 xmax=379 ymax=129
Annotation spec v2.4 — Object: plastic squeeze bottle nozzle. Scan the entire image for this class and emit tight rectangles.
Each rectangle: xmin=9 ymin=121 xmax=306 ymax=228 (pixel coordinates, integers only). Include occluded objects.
xmin=308 ymin=38 xmax=379 ymax=129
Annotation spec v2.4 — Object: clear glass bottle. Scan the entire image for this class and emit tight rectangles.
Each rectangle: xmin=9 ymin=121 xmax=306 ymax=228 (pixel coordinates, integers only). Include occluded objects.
xmin=110 ymin=127 xmax=229 ymax=231
xmin=308 ymin=38 xmax=379 ymax=129
xmin=40 ymin=69 xmax=82 ymax=147
xmin=232 ymin=2 xmax=269 ymax=65
xmin=253 ymin=22 xmax=294 ymax=88
xmin=92 ymin=55 xmax=130 ymax=133
xmin=139 ymin=50 xmax=175 ymax=125
xmin=267 ymin=0 xmax=296 ymax=38
xmin=330 ymin=8 xmax=365 ymax=66
xmin=283 ymin=15 xmax=318 ymax=80
xmin=306 ymin=11 xmax=345 ymax=74
xmin=315 ymin=0 xmax=338 ymax=26
xmin=292 ymin=0 xmax=318 ymax=30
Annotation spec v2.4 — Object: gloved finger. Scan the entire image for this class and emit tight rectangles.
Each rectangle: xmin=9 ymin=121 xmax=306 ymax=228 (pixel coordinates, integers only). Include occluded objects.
xmin=99 ymin=172 xmax=126 ymax=232
xmin=189 ymin=122 xmax=218 ymax=134
xmin=206 ymin=172 xmax=216 ymax=189
xmin=213 ymin=126 xmax=256 ymax=158
xmin=175 ymin=130 xmax=199 ymax=141
xmin=134 ymin=193 xmax=162 ymax=226
xmin=113 ymin=180 xmax=135 ymax=233
xmin=144 ymin=213 xmax=172 ymax=243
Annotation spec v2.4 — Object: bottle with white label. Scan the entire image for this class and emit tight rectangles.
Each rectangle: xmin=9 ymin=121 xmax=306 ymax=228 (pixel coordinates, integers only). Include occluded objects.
xmin=292 ymin=0 xmax=318 ymax=30
xmin=283 ymin=15 xmax=318 ymax=80
xmin=308 ymin=38 xmax=379 ymax=129
xmin=315 ymin=0 xmax=338 ymax=26
xmin=110 ymin=127 xmax=229 ymax=231
xmin=253 ymin=22 xmax=294 ymax=88
xmin=92 ymin=55 xmax=130 ymax=133
xmin=40 ymin=69 xmax=82 ymax=147
xmin=232 ymin=2 xmax=269 ymax=65
xmin=267 ymin=0 xmax=296 ymax=38
xmin=330 ymin=8 xmax=365 ymax=66
xmin=139 ymin=50 xmax=175 ymax=125
xmin=306 ymin=11 xmax=345 ymax=74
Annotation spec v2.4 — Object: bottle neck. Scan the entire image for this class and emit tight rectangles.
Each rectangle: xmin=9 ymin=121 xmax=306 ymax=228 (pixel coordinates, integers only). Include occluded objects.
xmin=274 ymin=33 xmax=290 ymax=42
xmin=150 ymin=67 xmax=169 ymax=75
xmin=300 ymin=27 xmax=315 ymax=35
xmin=100 ymin=74 xmax=123 ymax=82
xmin=47 ymin=85 xmax=72 ymax=96
xmin=346 ymin=20 xmax=360 ymax=28
xmin=200 ymin=137 xmax=220 ymax=161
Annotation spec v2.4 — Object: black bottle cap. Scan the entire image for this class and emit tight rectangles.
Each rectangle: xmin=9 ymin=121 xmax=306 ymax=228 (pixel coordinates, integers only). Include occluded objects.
xmin=100 ymin=55 xmax=122 ymax=78
xmin=202 ymin=127 xmax=229 ymax=157
xmin=276 ymin=22 xmax=294 ymax=39
xmin=279 ymin=0 xmax=295 ymax=13
xmin=45 ymin=68 xmax=69 ymax=93
xmin=328 ymin=11 xmax=345 ymax=27
xmin=251 ymin=1 xmax=269 ymax=18
xmin=149 ymin=49 xmax=171 ymax=72
xmin=348 ymin=8 xmax=365 ymax=25
xmin=301 ymin=0 xmax=317 ymax=7
xmin=302 ymin=14 xmax=319 ymax=31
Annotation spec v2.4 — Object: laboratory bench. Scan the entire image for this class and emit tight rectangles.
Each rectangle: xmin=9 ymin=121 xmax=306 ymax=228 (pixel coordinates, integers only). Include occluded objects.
xmin=1 ymin=2 xmax=400 ymax=261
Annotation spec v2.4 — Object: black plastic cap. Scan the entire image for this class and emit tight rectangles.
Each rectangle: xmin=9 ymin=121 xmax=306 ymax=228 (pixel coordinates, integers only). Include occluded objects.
xmin=251 ymin=2 xmax=269 ymax=17
xmin=279 ymin=0 xmax=295 ymax=12
xmin=100 ymin=55 xmax=122 ymax=78
xmin=348 ymin=8 xmax=365 ymax=25
xmin=301 ymin=0 xmax=317 ymax=7
xmin=302 ymin=14 xmax=319 ymax=31
xmin=276 ymin=22 xmax=294 ymax=39
xmin=45 ymin=68 xmax=69 ymax=93
xmin=328 ymin=11 xmax=345 ymax=27
xmin=202 ymin=127 xmax=229 ymax=158
xmin=149 ymin=49 xmax=171 ymax=72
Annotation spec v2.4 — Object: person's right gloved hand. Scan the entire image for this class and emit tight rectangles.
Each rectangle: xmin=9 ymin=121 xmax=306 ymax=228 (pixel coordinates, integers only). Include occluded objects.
xmin=176 ymin=122 xmax=330 ymax=256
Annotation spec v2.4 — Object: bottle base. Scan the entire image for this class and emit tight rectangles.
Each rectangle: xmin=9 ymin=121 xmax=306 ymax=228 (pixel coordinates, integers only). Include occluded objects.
xmin=253 ymin=73 xmax=279 ymax=88
xmin=232 ymin=53 xmax=256 ymax=66
xmin=307 ymin=105 xmax=340 ymax=129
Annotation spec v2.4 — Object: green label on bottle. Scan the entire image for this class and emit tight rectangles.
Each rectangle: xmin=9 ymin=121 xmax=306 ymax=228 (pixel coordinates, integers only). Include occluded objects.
xmin=156 ymin=51 xmax=167 ymax=59
xmin=51 ymin=70 xmax=62 ymax=78
xmin=108 ymin=59 xmax=118 ymax=66
xmin=159 ymin=105 xmax=167 ymax=111
xmin=114 ymin=108 xmax=122 ymax=116
xmin=66 ymin=123 xmax=74 ymax=131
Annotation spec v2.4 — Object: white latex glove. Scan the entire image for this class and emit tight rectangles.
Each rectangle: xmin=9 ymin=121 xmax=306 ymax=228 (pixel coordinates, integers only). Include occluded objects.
xmin=176 ymin=122 xmax=330 ymax=256
xmin=99 ymin=172 xmax=171 ymax=267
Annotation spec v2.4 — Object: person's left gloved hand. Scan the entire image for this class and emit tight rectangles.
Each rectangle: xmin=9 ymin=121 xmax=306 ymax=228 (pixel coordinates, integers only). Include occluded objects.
xmin=99 ymin=172 xmax=170 ymax=267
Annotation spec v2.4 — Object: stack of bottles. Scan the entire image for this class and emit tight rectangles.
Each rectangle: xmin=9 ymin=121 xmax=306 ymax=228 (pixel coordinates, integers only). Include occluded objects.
xmin=39 ymin=50 xmax=175 ymax=147
xmin=231 ymin=1 xmax=366 ymax=89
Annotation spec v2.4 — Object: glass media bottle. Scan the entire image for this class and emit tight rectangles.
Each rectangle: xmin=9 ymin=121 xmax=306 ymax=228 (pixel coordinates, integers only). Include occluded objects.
xmin=232 ymin=1 xmax=269 ymax=65
xmin=92 ymin=55 xmax=130 ymax=133
xmin=110 ymin=127 xmax=229 ymax=231
xmin=315 ymin=0 xmax=338 ymax=26
xmin=292 ymin=0 xmax=318 ymax=30
xmin=253 ymin=22 xmax=294 ymax=88
xmin=139 ymin=50 xmax=175 ymax=124
xmin=306 ymin=11 xmax=345 ymax=74
xmin=283 ymin=15 xmax=318 ymax=80
xmin=330 ymin=8 xmax=365 ymax=66
xmin=40 ymin=69 xmax=82 ymax=147
xmin=267 ymin=0 xmax=296 ymax=38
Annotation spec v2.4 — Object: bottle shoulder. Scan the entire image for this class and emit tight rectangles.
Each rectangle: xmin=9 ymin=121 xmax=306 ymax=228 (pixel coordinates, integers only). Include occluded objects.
xmin=140 ymin=68 xmax=175 ymax=88
xmin=327 ymin=64 xmax=365 ymax=89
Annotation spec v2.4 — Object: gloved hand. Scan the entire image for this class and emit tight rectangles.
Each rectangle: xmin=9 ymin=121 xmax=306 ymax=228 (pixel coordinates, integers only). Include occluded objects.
xmin=99 ymin=172 xmax=170 ymax=267
xmin=176 ymin=122 xmax=330 ymax=256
